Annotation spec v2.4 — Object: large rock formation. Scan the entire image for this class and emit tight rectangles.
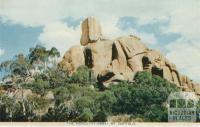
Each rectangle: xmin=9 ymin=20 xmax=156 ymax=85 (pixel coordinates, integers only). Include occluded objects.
xmin=59 ymin=46 xmax=85 ymax=74
xmin=80 ymin=17 xmax=102 ymax=46
xmin=59 ymin=17 xmax=200 ymax=95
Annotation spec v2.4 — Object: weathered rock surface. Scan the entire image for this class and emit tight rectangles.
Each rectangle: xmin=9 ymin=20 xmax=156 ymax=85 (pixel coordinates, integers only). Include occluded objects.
xmin=59 ymin=17 xmax=200 ymax=95
xmin=85 ymin=39 xmax=113 ymax=76
xmin=80 ymin=16 xmax=102 ymax=46
xmin=59 ymin=46 xmax=85 ymax=74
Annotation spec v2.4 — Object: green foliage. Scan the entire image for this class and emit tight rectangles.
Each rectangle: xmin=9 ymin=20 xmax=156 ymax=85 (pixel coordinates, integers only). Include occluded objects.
xmin=11 ymin=100 xmax=36 ymax=121
xmin=46 ymin=68 xmax=69 ymax=88
xmin=110 ymin=71 xmax=179 ymax=122
xmin=69 ymin=65 xmax=95 ymax=85
xmin=54 ymin=87 xmax=70 ymax=105
xmin=0 ymin=60 xmax=12 ymax=72
xmin=0 ymin=93 xmax=13 ymax=121
xmin=76 ymin=108 xmax=93 ymax=122
xmin=29 ymin=45 xmax=49 ymax=64
xmin=109 ymin=81 xmax=131 ymax=114
xmin=95 ymin=91 xmax=117 ymax=114
xmin=27 ymin=94 xmax=50 ymax=110
xmin=75 ymin=97 xmax=94 ymax=112
xmin=93 ymin=111 xmax=108 ymax=122
xmin=28 ymin=45 xmax=60 ymax=71
xmin=22 ymin=79 xmax=49 ymax=96
xmin=196 ymin=101 xmax=200 ymax=122
xmin=0 ymin=103 xmax=9 ymax=121
xmin=0 ymin=70 xmax=181 ymax=122
xmin=0 ymin=45 xmax=183 ymax=122
xmin=0 ymin=93 xmax=38 ymax=121
xmin=41 ymin=104 xmax=79 ymax=122
xmin=0 ymin=54 xmax=30 ymax=80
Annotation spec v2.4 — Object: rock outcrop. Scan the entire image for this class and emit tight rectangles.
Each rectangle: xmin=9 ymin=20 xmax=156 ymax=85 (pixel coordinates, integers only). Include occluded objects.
xmin=59 ymin=46 xmax=85 ymax=74
xmin=80 ymin=17 xmax=102 ymax=46
xmin=59 ymin=17 xmax=200 ymax=95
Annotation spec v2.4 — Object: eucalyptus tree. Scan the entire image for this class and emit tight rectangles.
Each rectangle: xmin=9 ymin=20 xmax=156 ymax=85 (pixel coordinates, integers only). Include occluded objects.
xmin=0 ymin=60 xmax=12 ymax=73
xmin=11 ymin=54 xmax=30 ymax=78
xmin=29 ymin=45 xmax=50 ymax=71
xmin=0 ymin=53 xmax=31 ymax=84
xmin=49 ymin=47 xmax=60 ymax=67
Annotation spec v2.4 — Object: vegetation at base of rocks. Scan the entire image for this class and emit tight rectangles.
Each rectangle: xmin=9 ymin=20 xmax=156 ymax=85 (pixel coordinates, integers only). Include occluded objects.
xmin=109 ymin=72 xmax=179 ymax=122
xmin=0 ymin=45 xmax=180 ymax=122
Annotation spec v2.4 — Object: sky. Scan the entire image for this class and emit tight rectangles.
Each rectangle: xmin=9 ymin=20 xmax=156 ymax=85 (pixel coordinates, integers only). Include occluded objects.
xmin=0 ymin=0 xmax=200 ymax=82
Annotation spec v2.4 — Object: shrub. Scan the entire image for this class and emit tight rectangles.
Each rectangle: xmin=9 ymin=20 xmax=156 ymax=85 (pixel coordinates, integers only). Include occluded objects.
xmin=93 ymin=111 xmax=108 ymax=122
xmin=41 ymin=103 xmax=79 ymax=122
xmin=46 ymin=68 xmax=69 ymax=88
xmin=76 ymin=108 xmax=93 ymax=122
xmin=75 ymin=97 xmax=94 ymax=112
xmin=109 ymin=71 xmax=179 ymax=122
xmin=69 ymin=66 xmax=95 ymax=85
xmin=22 ymin=79 xmax=49 ymax=96
xmin=95 ymin=91 xmax=117 ymax=114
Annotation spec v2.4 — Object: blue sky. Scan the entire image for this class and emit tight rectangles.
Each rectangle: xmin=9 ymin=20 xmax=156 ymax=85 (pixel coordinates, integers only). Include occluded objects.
xmin=0 ymin=0 xmax=200 ymax=82
xmin=0 ymin=22 xmax=42 ymax=62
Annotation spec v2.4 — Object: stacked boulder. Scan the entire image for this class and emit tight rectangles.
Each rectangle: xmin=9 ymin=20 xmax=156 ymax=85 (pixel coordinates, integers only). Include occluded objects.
xmin=59 ymin=17 xmax=200 ymax=95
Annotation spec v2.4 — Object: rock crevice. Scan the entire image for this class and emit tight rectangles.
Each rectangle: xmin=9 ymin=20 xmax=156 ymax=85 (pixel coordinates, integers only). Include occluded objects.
xmin=59 ymin=17 xmax=200 ymax=95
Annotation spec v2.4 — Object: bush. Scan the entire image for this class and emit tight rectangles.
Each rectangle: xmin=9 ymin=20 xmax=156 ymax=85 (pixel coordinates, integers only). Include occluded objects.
xmin=22 ymin=79 xmax=49 ymax=96
xmin=76 ymin=108 xmax=93 ymax=122
xmin=53 ymin=87 xmax=70 ymax=105
xmin=0 ymin=104 xmax=9 ymax=121
xmin=75 ymin=97 xmax=94 ymax=112
xmin=93 ymin=111 xmax=108 ymax=122
xmin=95 ymin=91 xmax=117 ymax=114
xmin=0 ymin=53 xmax=182 ymax=122
xmin=41 ymin=103 xmax=79 ymax=122
xmin=109 ymin=71 xmax=179 ymax=122
xmin=11 ymin=100 xmax=37 ymax=121
xmin=27 ymin=94 xmax=50 ymax=111
xmin=0 ymin=94 xmax=37 ymax=121
xmin=69 ymin=66 xmax=95 ymax=85
xmin=0 ymin=93 xmax=15 ymax=121
xmin=46 ymin=68 xmax=69 ymax=88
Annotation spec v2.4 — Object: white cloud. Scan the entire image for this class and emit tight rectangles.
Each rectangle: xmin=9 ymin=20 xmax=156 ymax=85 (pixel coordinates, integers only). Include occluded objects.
xmin=132 ymin=30 xmax=158 ymax=46
xmin=0 ymin=0 xmax=68 ymax=26
xmin=0 ymin=0 xmax=169 ymax=27
xmin=126 ymin=29 xmax=158 ymax=47
xmin=38 ymin=22 xmax=81 ymax=55
xmin=101 ymin=18 xmax=158 ymax=46
xmin=0 ymin=0 xmax=200 ymax=82
xmin=0 ymin=48 xmax=5 ymax=56
xmin=163 ymin=0 xmax=200 ymax=40
xmin=0 ymin=0 xmax=181 ymax=28
xmin=160 ymin=1 xmax=200 ymax=82
xmin=166 ymin=38 xmax=200 ymax=82
xmin=38 ymin=16 xmax=157 ymax=57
